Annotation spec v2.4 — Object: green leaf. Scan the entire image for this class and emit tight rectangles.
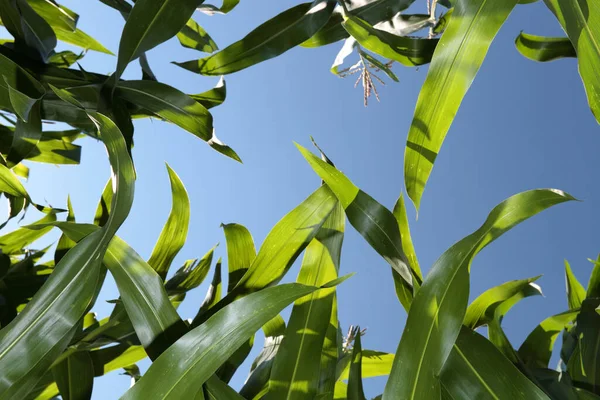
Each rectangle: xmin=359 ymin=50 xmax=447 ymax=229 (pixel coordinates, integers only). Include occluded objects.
xmin=196 ymin=0 xmax=239 ymax=15
xmin=54 ymin=27 xmax=113 ymax=54
xmin=567 ymin=299 xmax=600 ymax=392
xmin=318 ymin=294 xmax=340 ymax=397
xmin=174 ymin=0 xmax=335 ymax=76
xmin=0 ymin=212 xmax=56 ymax=255
xmin=515 ymin=32 xmax=576 ymax=62
xmin=383 ymin=189 xmax=575 ymax=399
xmin=15 ymin=0 xmax=57 ymax=61
xmin=404 ymin=0 xmax=519 ymax=211
xmin=464 ymin=276 xmax=543 ymax=329
xmin=6 ymin=102 xmax=42 ymax=167
xmin=347 ymin=328 xmax=366 ymax=400
xmin=543 ymin=0 xmax=600 ymax=124
xmin=337 ymin=350 xmax=394 ymax=381
xmin=196 ymin=258 xmax=223 ymax=315
xmin=48 ymin=50 xmax=85 ymax=68
xmin=565 ymin=260 xmax=586 ymax=309
xmin=239 ymin=316 xmax=286 ymax=400
xmin=0 ymin=112 xmax=134 ymax=398
xmin=0 ymin=162 xmax=29 ymax=198
xmin=301 ymin=0 xmax=416 ymax=48
xmin=296 ymin=143 xmax=417 ymax=310
xmin=54 ymin=196 xmax=76 ymax=264
xmin=51 ymin=351 xmax=94 ymax=400
xmin=115 ymin=80 xmax=239 ymax=161
xmin=177 ymin=18 xmax=218 ymax=53
xmin=392 ymin=192 xmax=421 ymax=280
xmin=221 ymin=222 xmax=256 ymax=293
xmin=122 ymin=281 xmax=346 ymax=399
xmin=440 ymin=327 xmax=548 ymax=399
xmin=0 ymin=51 xmax=45 ymax=117
xmin=586 ymin=254 xmax=600 ymax=298
xmin=28 ymin=0 xmax=78 ymax=32
xmin=166 ymin=246 xmax=215 ymax=296
xmin=518 ymin=309 xmax=579 ymax=368
xmin=229 ymin=185 xmax=338 ymax=297
xmin=115 ymin=0 xmax=198 ymax=81
xmin=267 ymin=202 xmax=345 ymax=399
xmin=190 ymin=77 xmax=226 ymax=110
xmin=203 ymin=375 xmax=244 ymax=400
xmin=342 ymin=15 xmax=438 ymax=67
xmin=148 ymin=163 xmax=190 ymax=279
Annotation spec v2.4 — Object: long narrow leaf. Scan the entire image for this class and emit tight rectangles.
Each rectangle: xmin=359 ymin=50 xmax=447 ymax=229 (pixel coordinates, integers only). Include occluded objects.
xmin=383 ymin=189 xmax=574 ymax=399
xmin=404 ymin=0 xmax=519 ymax=210
xmin=515 ymin=32 xmax=576 ymax=62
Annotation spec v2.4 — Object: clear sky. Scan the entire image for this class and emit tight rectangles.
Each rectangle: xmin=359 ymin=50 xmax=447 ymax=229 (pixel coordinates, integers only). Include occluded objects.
xmin=17 ymin=0 xmax=600 ymax=398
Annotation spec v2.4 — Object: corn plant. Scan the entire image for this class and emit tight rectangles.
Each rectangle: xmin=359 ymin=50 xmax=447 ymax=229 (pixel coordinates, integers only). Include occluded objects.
xmin=0 ymin=0 xmax=596 ymax=399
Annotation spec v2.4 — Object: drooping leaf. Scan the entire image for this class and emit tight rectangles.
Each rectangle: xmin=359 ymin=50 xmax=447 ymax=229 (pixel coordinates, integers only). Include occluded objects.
xmin=543 ymin=0 xmax=600 ymax=124
xmin=515 ymin=32 xmax=576 ymax=62
xmin=115 ymin=80 xmax=239 ymax=161
xmin=221 ymin=222 xmax=256 ymax=293
xmin=383 ymin=189 xmax=574 ymax=399
xmin=51 ymin=351 xmax=94 ymax=400
xmin=347 ymin=328 xmax=366 ymax=400
xmin=6 ymin=102 xmax=42 ymax=167
xmin=440 ymin=327 xmax=548 ymax=399
xmin=464 ymin=276 xmax=543 ymax=329
xmin=565 ymin=260 xmax=586 ymax=309
xmin=0 ymin=162 xmax=29 ymax=198
xmin=0 ymin=112 xmax=134 ymax=398
xmin=518 ymin=309 xmax=579 ymax=368
xmin=342 ymin=15 xmax=438 ymax=67
xmin=301 ymin=0 xmax=416 ymax=48
xmin=404 ymin=0 xmax=519 ymax=210
xmin=296 ymin=143 xmax=417 ymax=310
xmin=114 ymin=0 xmax=198 ymax=80
xmin=174 ymin=1 xmax=335 ymax=76
xmin=196 ymin=0 xmax=240 ymax=15
xmin=267 ymin=202 xmax=345 ymax=399
xmin=190 ymin=76 xmax=226 ymax=110
xmin=331 ymin=37 xmax=357 ymax=75
xmin=15 ymin=0 xmax=57 ymax=61
xmin=147 ymin=163 xmax=190 ymax=279
xmin=177 ymin=18 xmax=218 ymax=53
xmin=122 ymin=280 xmax=348 ymax=399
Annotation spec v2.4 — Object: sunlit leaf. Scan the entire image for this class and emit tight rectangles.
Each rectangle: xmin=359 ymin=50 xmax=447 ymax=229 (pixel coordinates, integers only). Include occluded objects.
xmin=515 ymin=32 xmax=576 ymax=62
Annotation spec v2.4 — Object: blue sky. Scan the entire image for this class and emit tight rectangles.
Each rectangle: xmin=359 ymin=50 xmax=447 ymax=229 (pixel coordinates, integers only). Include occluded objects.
xmin=16 ymin=0 xmax=600 ymax=398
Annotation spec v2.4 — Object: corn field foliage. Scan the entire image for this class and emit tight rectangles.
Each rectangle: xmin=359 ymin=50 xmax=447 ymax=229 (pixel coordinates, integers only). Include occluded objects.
xmin=0 ymin=0 xmax=597 ymax=399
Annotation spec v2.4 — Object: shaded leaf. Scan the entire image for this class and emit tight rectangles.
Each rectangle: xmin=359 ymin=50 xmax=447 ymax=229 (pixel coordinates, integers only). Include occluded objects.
xmin=347 ymin=328 xmax=366 ymax=400
xmin=51 ymin=351 xmax=94 ymax=400
xmin=190 ymin=76 xmax=226 ymax=110
xmin=515 ymin=32 xmax=576 ymax=62
xmin=342 ymin=15 xmax=438 ymax=67
xmin=177 ymin=19 xmax=218 ymax=53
